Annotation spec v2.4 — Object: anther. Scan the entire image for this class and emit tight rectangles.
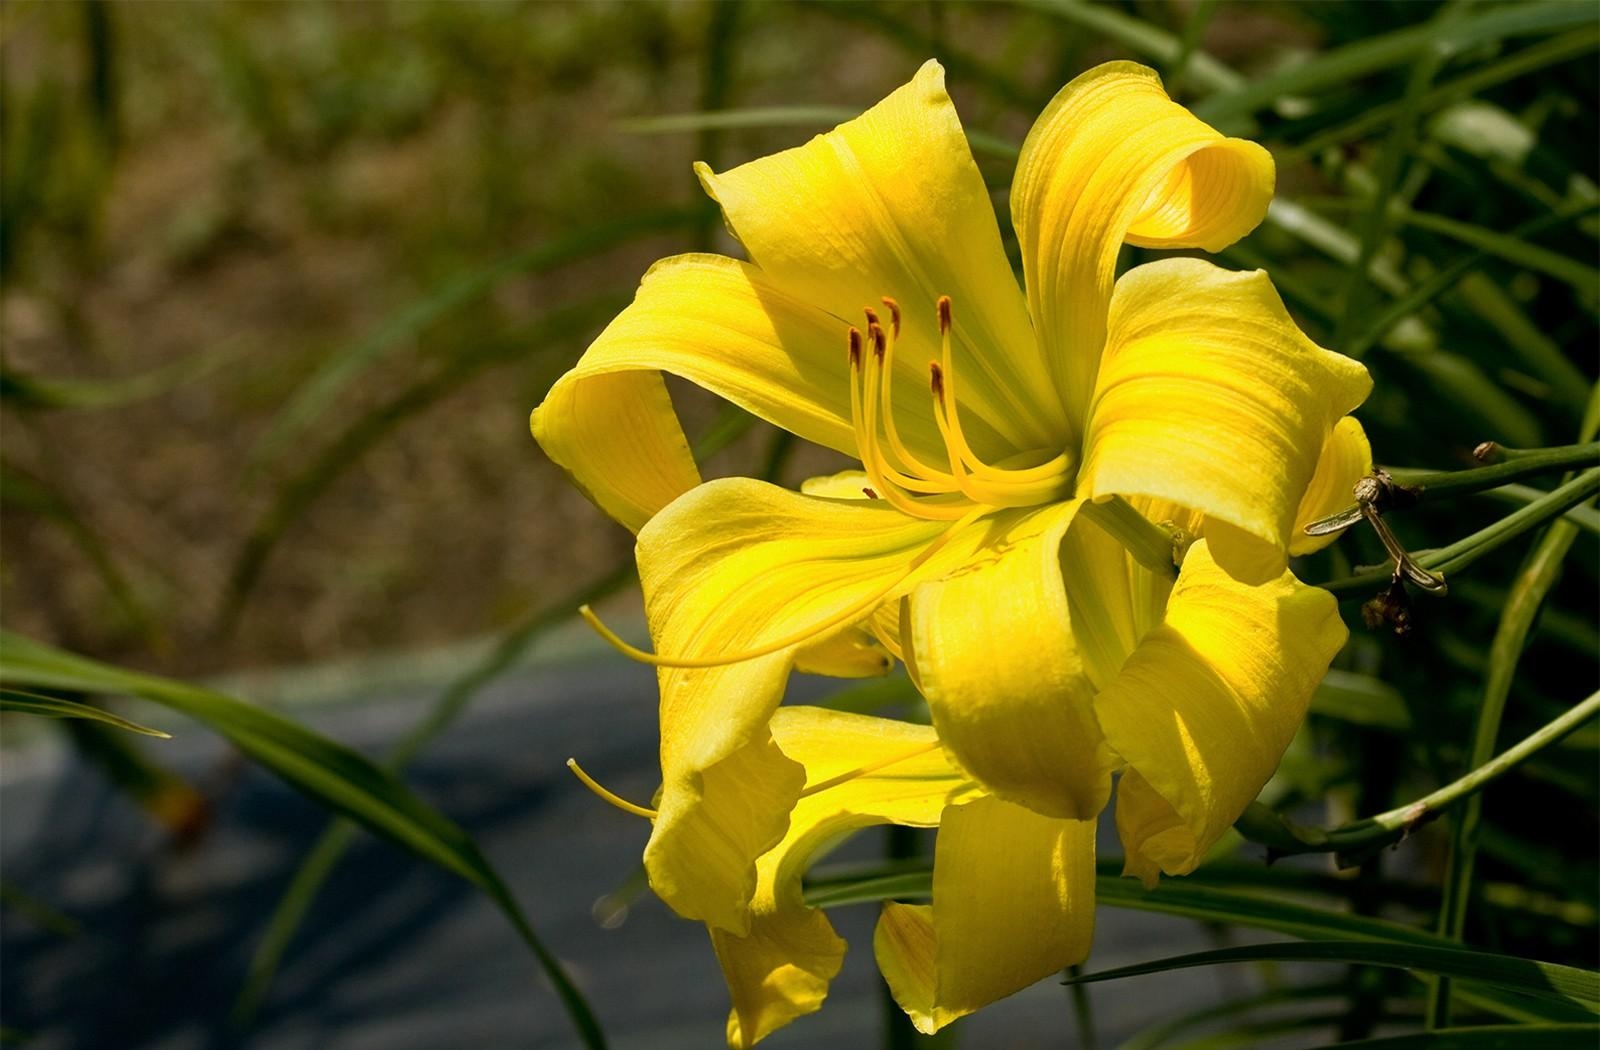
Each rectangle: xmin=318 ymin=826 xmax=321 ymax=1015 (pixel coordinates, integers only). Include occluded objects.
xmin=929 ymin=361 xmax=945 ymax=399
xmin=864 ymin=306 xmax=881 ymax=330
xmin=862 ymin=487 xmax=879 ymax=500
xmin=870 ymin=324 xmax=887 ymax=360
xmin=936 ymin=295 xmax=952 ymax=335
xmin=881 ymin=297 xmax=901 ymax=338
xmin=847 ymin=327 xmax=862 ymax=369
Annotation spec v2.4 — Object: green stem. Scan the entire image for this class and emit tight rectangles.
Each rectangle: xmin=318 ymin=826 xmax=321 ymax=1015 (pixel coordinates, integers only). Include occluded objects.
xmin=1237 ymin=689 xmax=1600 ymax=863
xmin=1320 ymin=468 xmax=1600 ymax=597
xmin=1479 ymin=484 xmax=1600 ymax=537
xmin=1065 ymin=963 xmax=1099 ymax=1050
xmin=1388 ymin=441 xmax=1600 ymax=498
xmin=1428 ymin=399 xmax=1597 ymax=1026
xmin=1303 ymin=441 xmax=1600 ymax=538
xmin=1083 ymin=496 xmax=1182 ymax=579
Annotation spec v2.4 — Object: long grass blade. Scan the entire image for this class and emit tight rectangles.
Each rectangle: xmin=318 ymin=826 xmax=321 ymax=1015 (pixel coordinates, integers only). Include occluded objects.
xmin=1 ymin=688 xmax=171 ymax=738
xmin=253 ymin=209 xmax=694 ymax=467
xmin=1064 ymin=941 xmax=1600 ymax=1014
xmin=0 ymin=631 xmax=607 ymax=1049
xmin=218 ymin=294 xmax=626 ymax=632
xmin=1192 ymin=2 xmax=1599 ymax=129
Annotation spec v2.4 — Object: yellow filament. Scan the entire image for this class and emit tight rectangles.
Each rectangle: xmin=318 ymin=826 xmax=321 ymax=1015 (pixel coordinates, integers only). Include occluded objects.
xmin=858 ymin=334 xmax=921 ymax=493
xmin=797 ymin=740 xmax=942 ymax=798
xmin=579 ymin=506 xmax=989 ymax=669
xmin=566 ymin=758 xmax=658 ymax=819
xmin=874 ymin=317 xmax=956 ymax=485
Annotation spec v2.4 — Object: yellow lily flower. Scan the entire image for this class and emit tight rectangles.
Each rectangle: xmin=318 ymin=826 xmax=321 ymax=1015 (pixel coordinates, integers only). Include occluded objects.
xmin=532 ymin=57 xmax=1372 ymax=1030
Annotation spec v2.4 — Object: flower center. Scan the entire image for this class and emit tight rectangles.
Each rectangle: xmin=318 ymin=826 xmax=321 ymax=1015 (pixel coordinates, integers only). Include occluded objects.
xmin=849 ymin=295 xmax=1075 ymax=522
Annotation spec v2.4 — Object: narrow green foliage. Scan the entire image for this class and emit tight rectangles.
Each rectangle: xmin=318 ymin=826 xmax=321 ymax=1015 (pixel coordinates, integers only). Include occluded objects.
xmin=219 ymin=294 xmax=627 ymax=631
xmin=1065 ymin=941 xmax=1599 ymax=1016
xmin=1 ymin=688 xmax=171 ymax=738
xmin=254 ymin=209 xmax=696 ymax=466
xmin=1192 ymin=2 xmax=1600 ymax=129
xmin=0 ymin=632 xmax=606 ymax=1050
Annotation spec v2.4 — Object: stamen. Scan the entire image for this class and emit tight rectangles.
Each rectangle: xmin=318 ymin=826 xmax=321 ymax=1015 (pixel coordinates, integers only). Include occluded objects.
xmin=855 ymin=319 xmax=970 ymax=517
xmin=566 ymin=758 xmax=658 ymax=819
xmin=578 ymin=506 xmax=989 ymax=669
xmin=875 ymin=312 xmax=954 ymax=485
xmin=796 ymin=740 xmax=942 ymax=798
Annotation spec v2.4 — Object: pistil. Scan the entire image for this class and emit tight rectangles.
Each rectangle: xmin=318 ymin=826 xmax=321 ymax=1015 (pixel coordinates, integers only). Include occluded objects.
xmin=577 ymin=504 xmax=988 ymax=669
xmin=566 ymin=740 xmax=946 ymax=823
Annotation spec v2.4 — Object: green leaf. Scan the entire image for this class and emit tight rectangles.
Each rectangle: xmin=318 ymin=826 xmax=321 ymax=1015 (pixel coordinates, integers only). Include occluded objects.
xmin=0 ymin=341 xmax=241 ymax=410
xmin=1394 ymin=208 xmax=1600 ymax=297
xmin=1064 ymin=941 xmax=1599 ymax=1014
xmin=1344 ymin=202 xmax=1599 ymax=362
xmin=235 ymin=379 xmax=738 ymax=1025
xmin=1311 ymin=670 xmax=1413 ymax=731
xmin=254 ymin=207 xmax=695 ymax=467
xmin=232 ymin=562 xmax=635 ymax=1027
xmin=1192 ymin=2 xmax=1600 ymax=129
xmin=1283 ymin=26 xmax=1600 ymax=161
xmin=1320 ymin=1026 xmax=1600 ymax=1049
xmin=1017 ymin=0 xmax=1242 ymax=94
xmin=0 ymin=881 xmax=82 ymax=938
xmin=1 ymin=688 xmax=171 ymax=738
xmin=0 ymin=631 xmax=606 ymax=1050
xmin=807 ymin=865 xmax=1586 ymax=1021
xmin=1116 ymin=983 xmax=1346 ymax=1050
xmin=620 ymin=106 xmax=1021 ymax=162
xmin=1 ymin=457 xmax=156 ymax=642
xmin=808 ymin=867 xmax=1446 ymax=943
xmin=219 ymin=294 xmax=625 ymax=632
xmin=619 ymin=106 xmax=856 ymax=135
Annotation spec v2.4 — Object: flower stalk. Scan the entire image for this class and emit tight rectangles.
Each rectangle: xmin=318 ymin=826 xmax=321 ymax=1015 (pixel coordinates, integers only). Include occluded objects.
xmin=1235 ymin=688 xmax=1600 ymax=867
xmin=1320 ymin=467 xmax=1600 ymax=598
xmin=1301 ymin=440 xmax=1600 ymax=537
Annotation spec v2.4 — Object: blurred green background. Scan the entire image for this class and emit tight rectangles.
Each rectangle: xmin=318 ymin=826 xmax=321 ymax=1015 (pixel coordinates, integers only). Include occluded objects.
xmin=2 ymin=1 xmax=1597 ymax=1047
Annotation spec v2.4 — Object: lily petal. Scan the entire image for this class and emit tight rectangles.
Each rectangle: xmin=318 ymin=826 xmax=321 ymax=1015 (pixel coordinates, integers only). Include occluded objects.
xmin=874 ymin=796 xmax=1096 ymax=1034
xmin=1079 ymin=257 xmax=1371 ymax=584
xmin=1290 ymin=416 xmax=1373 ymax=556
xmin=710 ymin=707 xmax=978 ymax=1049
xmin=1094 ymin=539 xmax=1348 ymax=884
xmin=1011 ymin=60 xmax=1275 ymax=430
xmin=698 ymin=60 xmax=1063 ymax=457
xmin=904 ymin=501 xmax=1121 ymax=819
xmin=532 ymin=254 xmax=946 ymax=533
xmin=638 ymin=478 xmax=990 ymax=931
